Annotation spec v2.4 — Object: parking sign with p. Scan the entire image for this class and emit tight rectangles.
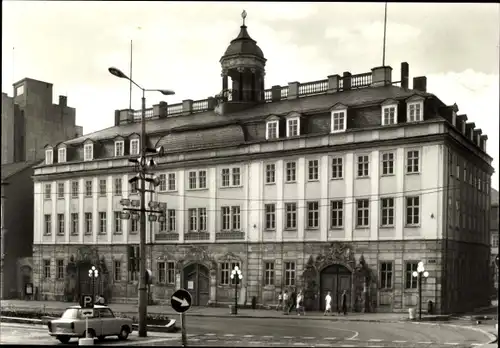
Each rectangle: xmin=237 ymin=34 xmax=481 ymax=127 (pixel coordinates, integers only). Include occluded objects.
xmin=80 ymin=294 xmax=94 ymax=309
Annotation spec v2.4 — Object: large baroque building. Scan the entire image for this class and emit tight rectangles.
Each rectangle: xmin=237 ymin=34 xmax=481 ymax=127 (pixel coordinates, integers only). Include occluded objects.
xmin=32 ymin=18 xmax=493 ymax=314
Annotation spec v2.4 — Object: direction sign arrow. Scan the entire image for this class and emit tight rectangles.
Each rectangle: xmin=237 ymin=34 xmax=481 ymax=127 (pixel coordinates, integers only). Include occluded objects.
xmin=172 ymin=295 xmax=189 ymax=307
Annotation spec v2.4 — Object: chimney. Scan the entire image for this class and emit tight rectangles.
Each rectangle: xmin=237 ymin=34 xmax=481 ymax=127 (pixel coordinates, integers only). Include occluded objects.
xmin=287 ymin=82 xmax=299 ymax=100
xmin=456 ymin=114 xmax=468 ymax=134
xmin=59 ymin=95 xmax=67 ymax=107
xmin=271 ymin=85 xmax=281 ymax=102
xmin=465 ymin=122 xmax=475 ymax=141
xmin=182 ymin=99 xmax=193 ymax=115
xmin=342 ymin=72 xmax=352 ymax=90
xmin=474 ymin=129 xmax=482 ymax=146
xmin=480 ymin=134 xmax=488 ymax=152
xmin=413 ymin=77 xmax=427 ymax=92
xmin=370 ymin=66 xmax=392 ymax=87
xmin=327 ymin=74 xmax=340 ymax=94
xmin=114 ymin=110 xmax=120 ymax=126
xmin=401 ymin=62 xmax=409 ymax=89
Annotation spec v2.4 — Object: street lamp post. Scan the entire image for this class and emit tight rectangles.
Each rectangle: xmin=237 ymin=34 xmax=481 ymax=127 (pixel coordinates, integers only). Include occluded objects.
xmin=231 ymin=266 xmax=243 ymax=315
xmin=109 ymin=66 xmax=174 ymax=337
xmin=88 ymin=266 xmax=99 ymax=304
xmin=412 ymin=261 xmax=429 ymax=320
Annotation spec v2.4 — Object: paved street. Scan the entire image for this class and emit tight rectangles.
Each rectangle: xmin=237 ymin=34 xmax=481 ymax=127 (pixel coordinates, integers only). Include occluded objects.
xmin=1 ymin=316 xmax=492 ymax=347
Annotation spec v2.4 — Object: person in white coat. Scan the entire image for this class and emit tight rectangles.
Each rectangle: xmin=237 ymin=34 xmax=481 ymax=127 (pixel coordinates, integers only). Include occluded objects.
xmin=324 ymin=291 xmax=332 ymax=316
xmin=296 ymin=290 xmax=305 ymax=316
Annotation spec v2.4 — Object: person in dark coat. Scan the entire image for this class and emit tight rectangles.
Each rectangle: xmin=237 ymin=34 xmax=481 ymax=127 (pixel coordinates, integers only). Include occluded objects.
xmin=288 ymin=288 xmax=297 ymax=314
xmin=341 ymin=290 xmax=348 ymax=315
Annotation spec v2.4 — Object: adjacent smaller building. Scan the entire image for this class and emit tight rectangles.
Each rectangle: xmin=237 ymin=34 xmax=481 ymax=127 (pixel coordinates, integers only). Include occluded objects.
xmin=1 ymin=160 xmax=41 ymax=299
xmin=491 ymin=188 xmax=499 ymax=292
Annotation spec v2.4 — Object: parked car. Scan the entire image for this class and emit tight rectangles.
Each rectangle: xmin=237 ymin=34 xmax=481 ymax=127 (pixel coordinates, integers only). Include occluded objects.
xmin=47 ymin=305 xmax=133 ymax=344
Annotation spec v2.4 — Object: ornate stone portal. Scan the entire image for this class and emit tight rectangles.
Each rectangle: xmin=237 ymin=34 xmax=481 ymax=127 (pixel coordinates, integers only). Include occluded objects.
xmin=64 ymin=246 xmax=110 ymax=302
xmin=179 ymin=245 xmax=217 ymax=304
xmin=302 ymin=242 xmax=375 ymax=312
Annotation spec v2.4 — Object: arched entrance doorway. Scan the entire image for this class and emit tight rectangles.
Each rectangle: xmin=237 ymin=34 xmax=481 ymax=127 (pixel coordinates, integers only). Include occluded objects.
xmin=77 ymin=261 xmax=94 ymax=297
xmin=320 ymin=264 xmax=351 ymax=311
xmin=183 ymin=263 xmax=209 ymax=306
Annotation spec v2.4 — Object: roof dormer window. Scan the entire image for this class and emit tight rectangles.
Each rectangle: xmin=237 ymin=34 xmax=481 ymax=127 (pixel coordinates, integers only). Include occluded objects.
xmin=266 ymin=120 xmax=279 ymax=140
xmin=286 ymin=117 xmax=300 ymax=137
xmin=45 ymin=149 xmax=53 ymax=165
xmin=130 ymin=138 xmax=140 ymax=156
xmin=84 ymin=143 xmax=94 ymax=161
xmin=407 ymin=102 xmax=423 ymax=122
xmin=115 ymin=140 xmax=124 ymax=157
xmin=330 ymin=103 xmax=347 ymax=133
xmin=58 ymin=148 xmax=67 ymax=163
xmin=382 ymin=105 xmax=397 ymax=126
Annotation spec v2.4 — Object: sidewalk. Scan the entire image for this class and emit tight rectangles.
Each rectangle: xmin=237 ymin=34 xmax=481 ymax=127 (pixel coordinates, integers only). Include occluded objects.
xmin=1 ymin=299 xmax=418 ymax=322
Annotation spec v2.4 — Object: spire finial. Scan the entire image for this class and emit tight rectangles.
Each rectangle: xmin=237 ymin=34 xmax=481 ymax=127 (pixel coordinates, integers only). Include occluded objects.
xmin=241 ymin=10 xmax=247 ymax=26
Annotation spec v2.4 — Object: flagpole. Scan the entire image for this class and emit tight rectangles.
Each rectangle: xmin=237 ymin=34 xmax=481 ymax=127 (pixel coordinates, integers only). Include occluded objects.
xmin=382 ymin=2 xmax=388 ymax=66
xmin=129 ymin=40 xmax=133 ymax=111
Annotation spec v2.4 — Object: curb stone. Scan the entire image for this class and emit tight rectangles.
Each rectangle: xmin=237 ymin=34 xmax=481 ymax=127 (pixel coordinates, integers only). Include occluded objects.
xmin=410 ymin=321 xmax=498 ymax=345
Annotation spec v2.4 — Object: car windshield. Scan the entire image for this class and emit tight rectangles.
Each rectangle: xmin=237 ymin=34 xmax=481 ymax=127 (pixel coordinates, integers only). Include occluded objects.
xmin=61 ymin=308 xmax=79 ymax=319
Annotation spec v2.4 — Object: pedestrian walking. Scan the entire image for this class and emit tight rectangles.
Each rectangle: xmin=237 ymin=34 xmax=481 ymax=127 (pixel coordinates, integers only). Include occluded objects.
xmin=324 ymin=291 xmax=332 ymax=316
xmin=341 ymin=290 xmax=348 ymax=315
xmin=276 ymin=291 xmax=283 ymax=311
xmin=296 ymin=290 xmax=305 ymax=316
xmin=288 ymin=288 xmax=297 ymax=314
xmin=282 ymin=290 xmax=289 ymax=314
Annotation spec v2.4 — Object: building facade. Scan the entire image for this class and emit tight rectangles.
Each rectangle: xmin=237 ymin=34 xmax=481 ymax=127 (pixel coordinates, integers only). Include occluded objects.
xmin=1 ymin=78 xmax=83 ymax=165
xmin=32 ymin=18 xmax=494 ymax=314
xmin=1 ymin=160 xmax=41 ymax=299
xmin=490 ymin=188 xmax=498 ymax=292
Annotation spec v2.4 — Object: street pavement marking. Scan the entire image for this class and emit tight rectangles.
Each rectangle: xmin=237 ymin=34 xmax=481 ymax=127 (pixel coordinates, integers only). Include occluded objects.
xmin=293 ymin=343 xmax=306 ymax=346
xmin=205 ymin=333 xmax=216 ymax=336
xmin=368 ymin=339 xmax=383 ymax=342
xmin=324 ymin=337 xmax=337 ymax=340
xmin=190 ymin=338 xmax=200 ymax=342
xmin=417 ymin=342 xmax=432 ymax=344
xmin=283 ymin=336 xmax=294 ymax=339
xmin=262 ymin=335 xmax=274 ymax=339
xmin=316 ymin=344 xmax=330 ymax=347
xmin=470 ymin=344 xmax=482 ymax=346
xmin=207 ymin=339 xmax=217 ymax=343
xmin=224 ymin=334 xmax=235 ymax=337
xmin=243 ymin=335 xmax=254 ymax=338
xmin=345 ymin=338 xmax=359 ymax=340
xmin=248 ymin=342 xmax=262 ymax=345
xmin=302 ymin=337 xmax=315 ymax=339
xmin=392 ymin=340 xmax=407 ymax=343
xmin=340 ymin=345 xmax=356 ymax=347
xmin=443 ymin=344 xmax=459 ymax=346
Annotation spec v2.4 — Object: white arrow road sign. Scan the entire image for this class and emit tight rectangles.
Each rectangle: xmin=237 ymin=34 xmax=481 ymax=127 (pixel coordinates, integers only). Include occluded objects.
xmin=172 ymin=296 xmax=189 ymax=307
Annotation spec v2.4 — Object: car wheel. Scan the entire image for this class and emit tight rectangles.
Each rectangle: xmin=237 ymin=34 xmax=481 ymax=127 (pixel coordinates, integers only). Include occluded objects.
xmin=57 ymin=336 xmax=70 ymax=344
xmin=118 ymin=326 xmax=130 ymax=340
xmin=84 ymin=329 xmax=96 ymax=339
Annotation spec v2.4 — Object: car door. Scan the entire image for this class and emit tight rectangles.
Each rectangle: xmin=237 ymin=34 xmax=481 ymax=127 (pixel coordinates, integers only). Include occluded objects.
xmin=78 ymin=308 xmax=100 ymax=336
xmin=98 ymin=308 xmax=116 ymax=336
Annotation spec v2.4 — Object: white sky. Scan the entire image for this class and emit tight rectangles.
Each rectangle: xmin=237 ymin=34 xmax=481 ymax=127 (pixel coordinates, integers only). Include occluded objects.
xmin=2 ymin=2 xmax=499 ymax=188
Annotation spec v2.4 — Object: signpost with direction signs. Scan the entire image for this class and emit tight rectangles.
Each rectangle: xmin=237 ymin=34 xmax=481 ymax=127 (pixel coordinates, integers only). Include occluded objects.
xmin=171 ymin=289 xmax=192 ymax=347
xmin=80 ymin=294 xmax=94 ymax=309
xmin=79 ymin=295 xmax=94 ymax=344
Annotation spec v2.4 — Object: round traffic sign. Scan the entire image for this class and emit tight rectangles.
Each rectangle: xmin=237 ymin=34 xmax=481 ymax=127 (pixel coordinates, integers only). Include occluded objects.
xmin=171 ymin=289 xmax=192 ymax=313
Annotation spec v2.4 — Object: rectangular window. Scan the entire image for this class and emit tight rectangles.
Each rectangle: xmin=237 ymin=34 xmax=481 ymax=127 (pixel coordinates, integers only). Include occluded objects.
xmin=381 ymin=152 xmax=395 ymax=175
xmin=284 ymin=262 xmax=296 ymax=286
xmin=159 ymin=217 xmax=167 ymax=232
xmin=58 ymin=148 xmax=66 ymax=163
xmin=232 ymin=206 xmax=241 ymax=230
xmin=221 ymin=206 xmax=231 ymax=230
xmin=44 ymin=214 xmax=52 ymax=235
xmin=57 ymin=214 xmax=65 ymax=235
xmin=44 ymin=184 xmax=52 ymax=200
xmin=158 ymin=174 xmax=167 ymax=192
xmin=406 ymin=196 xmax=420 ymax=226
xmin=232 ymin=168 xmax=241 ymax=186
xmin=45 ymin=149 xmax=53 ymax=165
xmin=357 ymin=155 xmax=369 ymax=177
xmin=166 ymin=262 xmax=175 ymax=284
xmin=99 ymin=212 xmax=107 ymax=234
xmin=285 ymin=162 xmax=296 ymax=182
xmin=287 ymin=118 xmax=299 ymax=137
xmin=331 ymin=111 xmax=346 ymax=132
xmin=219 ymin=262 xmax=230 ymax=285
xmin=448 ymin=150 xmax=453 ymax=177
xmin=188 ymin=171 xmax=197 ymax=189
xmin=56 ymin=259 xmax=64 ymax=280
xmin=84 ymin=144 xmax=93 ymax=161
xmin=130 ymin=139 xmax=139 ymax=155
xmin=265 ymin=204 xmax=276 ymax=230
xmin=381 ymin=198 xmax=395 ymax=227
xmin=168 ymin=210 xmax=176 ymax=232
xmin=463 ymin=164 xmax=467 ymax=183
xmin=330 ymin=200 xmax=343 ymax=228
xmin=356 ymin=199 xmax=370 ymax=227
xmin=131 ymin=219 xmax=138 ymax=233
xmin=114 ymin=178 xmax=122 ymax=196
xmin=405 ymin=262 xmax=418 ymax=289
xmin=408 ymin=103 xmax=422 ymax=122
xmin=114 ymin=141 xmax=124 ymax=157
xmin=382 ymin=106 xmax=396 ymax=125
xmin=221 ymin=169 xmax=230 ymax=187
xmin=57 ymin=182 xmax=65 ymax=199
xmin=406 ymin=150 xmax=420 ymax=173
xmin=114 ymin=212 xmax=122 ymax=234
xmin=198 ymin=170 xmax=207 ymax=189
xmin=198 ymin=208 xmax=207 ymax=231
xmin=308 ymin=160 xmax=319 ymax=181
xmin=307 ymin=201 xmax=319 ymax=229
xmin=85 ymin=213 xmax=92 ymax=234
xmin=492 ymin=234 xmax=499 ymax=248
xmin=71 ymin=213 xmax=79 ymax=235
xmin=265 ymin=164 xmax=276 ymax=184
xmin=127 ymin=180 xmax=136 ymax=193
xmin=43 ymin=260 xmax=51 ymax=279
xmin=158 ymin=262 xmax=166 ymax=283
xmin=167 ymin=173 xmax=176 ymax=191
xmin=188 ymin=209 xmax=197 ymax=231
xmin=285 ymin=203 xmax=297 ymax=229
xmin=85 ymin=180 xmax=92 ymax=197
xmin=266 ymin=121 xmax=278 ymax=139
xmin=114 ymin=260 xmax=121 ymax=282
xmin=331 ymin=157 xmax=343 ymax=179
xmin=99 ymin=179 xmax=107 ymax=196
xmin=264 ymin=262 xmax=275 ymax=286
xmin=380 ymin=262 xmax=393 ymax=289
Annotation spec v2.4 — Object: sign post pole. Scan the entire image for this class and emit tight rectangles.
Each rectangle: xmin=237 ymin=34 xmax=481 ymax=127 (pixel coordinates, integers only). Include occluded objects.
xmin=85 ymin=316 xmax=89 ymax=338
xmin=170 ymin=288 xmax=192 ymax=347
xmin=181 ymin=312 xmax=187 ymax=347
